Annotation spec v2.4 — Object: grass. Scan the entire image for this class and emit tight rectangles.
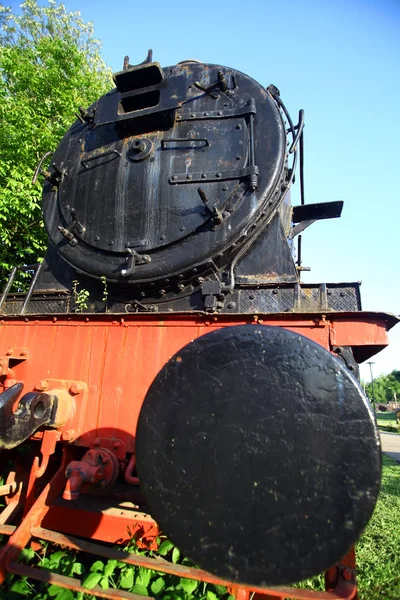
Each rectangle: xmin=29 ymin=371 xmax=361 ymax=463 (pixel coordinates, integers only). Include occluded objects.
xmin=376 ymin=411 xmax=400 ymax=434
xmin=1 ymin=456 xmax=400 ymax=599
xmin=355 ymin=455 xmax=400 ymax=600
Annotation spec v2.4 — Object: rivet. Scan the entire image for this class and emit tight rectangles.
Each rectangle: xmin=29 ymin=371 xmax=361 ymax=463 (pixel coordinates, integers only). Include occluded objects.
xmin=190 ymin=113 xmax=195 ymax=118
xmin=201 ymin=173 xmax=207 ymax=179
xmin=186 ymin=174 xmax=192 ymax=180
xmin=236 ymin=124 xmax=241 ymax=129
xmin=178 ymin=284 xmax=184 ymax=291
xmin=176 ymin=115 xmax=181 ymax=119
xmin=164 ymin=279 xmax=170 ymax=283
xmin=172 ymin=175 xmax=178 ymax=181
xmin=223 ymin=103 xmax=229 ymax=107
xmin=140 ymin=292 xmax=146 ymax=298
xmin=160 ymin=235 xmax=165 ymax=241
xmin=197 ymin=277 xmax=204 ymax=284
xmin=108 ymin=240 xmax=114 ymax=246
xmin=150 ymin=156 xmax=155 ymax=162
xmin=227 ymin=301 xmax=235 ymax=309
xmin=179 ymin=274 xmax=184 ymax=279
xmin=69 ymin=382 xmax=85 ymax=395
xmin=61 ymin=430 xmax=76 ymax=442
xmin=159 ymin=289 xmax=166 ymax=295
xmin=35 ymin=380 xmax=48 ymax=391
xmin=216 ymin=173 xmax=221 ymax=178
xmin=217 ymin=111 xmax=222 ymax=116
xmin=113 ymin=442 xmax=121 ymax=450
xmin=193 ymin=268 xmax=198 ymax=273
xmin=180 ymin=226 xmax=185 ymax=231
xmin=203 ymin=112 xmax=209 ymax=116
xmin=249 ymin=294 xmax=255 ymax=300
xmin=236 ymin=155 xmax=241 ymax=160
xmin=222 ymin=185 xmax=228 ymax=191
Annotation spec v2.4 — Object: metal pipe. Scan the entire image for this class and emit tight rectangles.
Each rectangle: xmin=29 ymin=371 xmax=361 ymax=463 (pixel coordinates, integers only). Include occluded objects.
xmin=20 ymin=262 xmax=43 ymax=315
xmin=124 ymin=454 xmax=140 ymax=485
xmin=0 ymin=267 xmax=17 ymax=312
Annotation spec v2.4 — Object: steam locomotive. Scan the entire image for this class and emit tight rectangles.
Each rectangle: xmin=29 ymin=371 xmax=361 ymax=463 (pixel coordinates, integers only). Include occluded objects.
xmin=0 ymin=52 xmax=397 ymax=599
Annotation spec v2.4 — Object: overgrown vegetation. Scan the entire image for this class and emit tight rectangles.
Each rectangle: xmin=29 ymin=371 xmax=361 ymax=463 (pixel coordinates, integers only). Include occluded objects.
xmin=0 ymin=0 xmax=112 ymax=289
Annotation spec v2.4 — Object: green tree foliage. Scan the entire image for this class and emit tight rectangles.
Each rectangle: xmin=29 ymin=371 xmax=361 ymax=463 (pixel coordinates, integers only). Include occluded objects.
xmin=364 ymin=370 xmax=400 ymax=404
xmin=0 ymin=0 xmax=112 ymax=286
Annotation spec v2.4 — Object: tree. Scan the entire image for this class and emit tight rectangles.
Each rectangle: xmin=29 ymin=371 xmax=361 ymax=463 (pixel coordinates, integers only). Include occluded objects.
xmin=363 ymin=370 xmax=400 ymax=405
xmin=0 ymin=0 xmax=112 ymax=287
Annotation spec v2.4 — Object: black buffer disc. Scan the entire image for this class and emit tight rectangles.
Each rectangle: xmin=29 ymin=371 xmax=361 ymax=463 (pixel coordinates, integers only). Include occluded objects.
xmin=136 ymin=325 xmax=381 ymax=587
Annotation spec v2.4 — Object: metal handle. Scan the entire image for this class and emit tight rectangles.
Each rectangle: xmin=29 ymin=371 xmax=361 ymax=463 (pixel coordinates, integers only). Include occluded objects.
xmin=289 ymin=109 xmax=305 ymax=154
xmin=81 ymin=149 xmax=121 ymax=169
xmin=32 ymin=151 xmax=53 ymax=185
xmin=161 ymin=138 xmax=209 ymax=148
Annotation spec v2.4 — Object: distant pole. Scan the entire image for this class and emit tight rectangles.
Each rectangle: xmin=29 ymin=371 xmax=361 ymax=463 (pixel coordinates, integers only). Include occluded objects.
xmin=367 ymin=361 xmax=376 ymax=414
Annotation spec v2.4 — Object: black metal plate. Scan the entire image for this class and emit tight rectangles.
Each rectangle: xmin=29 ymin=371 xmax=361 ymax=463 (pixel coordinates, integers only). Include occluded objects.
xmin=136 ymin=325 xmax=381 ymax=586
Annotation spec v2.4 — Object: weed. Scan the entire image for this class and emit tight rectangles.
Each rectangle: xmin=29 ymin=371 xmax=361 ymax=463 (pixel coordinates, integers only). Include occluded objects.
xmin=101 ymin=275 xmax=108 ymax=312
xmin=72 ymin=280 xmax=90 ymax=313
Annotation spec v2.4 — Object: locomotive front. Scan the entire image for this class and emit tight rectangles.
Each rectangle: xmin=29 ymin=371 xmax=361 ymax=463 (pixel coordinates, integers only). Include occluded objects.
xmin=0 ymin=54 xmax=397 ymax=599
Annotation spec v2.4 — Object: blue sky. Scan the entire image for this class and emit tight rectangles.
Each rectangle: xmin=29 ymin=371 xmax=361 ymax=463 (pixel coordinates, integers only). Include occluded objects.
xmin=10 ymin=0 xmax=400 ymax=381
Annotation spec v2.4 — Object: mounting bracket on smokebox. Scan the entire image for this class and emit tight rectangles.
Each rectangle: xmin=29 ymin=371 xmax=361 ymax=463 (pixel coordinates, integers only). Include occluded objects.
xmin=291 ymin=201 xmax=343 ymax=237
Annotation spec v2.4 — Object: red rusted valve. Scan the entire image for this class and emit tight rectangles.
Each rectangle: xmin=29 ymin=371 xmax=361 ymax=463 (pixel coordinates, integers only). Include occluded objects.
xmin=63 ymin=447 xmax=119 ymax=501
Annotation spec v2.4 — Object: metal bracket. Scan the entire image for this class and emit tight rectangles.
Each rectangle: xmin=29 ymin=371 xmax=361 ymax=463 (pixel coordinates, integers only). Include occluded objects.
xmin=201 ymin=280 xmax=225 ymax=312
xmin=170 ymin=166 xmax=259 ymax=184
xmin=121 ymin=248 xmax=151 ymax=278
xmin=177 ymin=101 xmax=256 ymax=122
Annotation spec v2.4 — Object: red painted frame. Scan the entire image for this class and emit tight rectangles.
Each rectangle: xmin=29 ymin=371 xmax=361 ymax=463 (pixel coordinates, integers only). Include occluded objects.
xmin=0 ymin=310 xmax=397 ymax=599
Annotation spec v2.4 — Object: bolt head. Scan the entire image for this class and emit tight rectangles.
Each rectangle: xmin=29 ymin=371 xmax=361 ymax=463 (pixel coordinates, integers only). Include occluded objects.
xmin=61 ymin=429 xmax=76 ymax=442
xmin=35 ymin=380 xmax=49 ymax=391
xmin=69 ymin=382 xmax=84 ymax=395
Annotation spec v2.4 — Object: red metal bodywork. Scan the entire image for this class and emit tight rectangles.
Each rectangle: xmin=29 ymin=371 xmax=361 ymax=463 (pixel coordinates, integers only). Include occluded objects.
xmin=0 ymin=311 xmax=396 ymax=599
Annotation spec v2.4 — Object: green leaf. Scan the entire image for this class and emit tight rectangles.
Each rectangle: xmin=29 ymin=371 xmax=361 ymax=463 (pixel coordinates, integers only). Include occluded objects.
xmin=119 ymin=568 xmax=134 ymax=589
xmin=206 ymin=591 xmax=218 ymax=600
xmin=100 ymin=576 xmax=109 ymax=589
xmin=172 ymin=546 xmax=180 ymax=564
xmin=131 ymin=584 xmax=149 ymax=595
xmin=179 ymin=577 xmax=198 ymax=593
xmin=150 ymin=576 xmax=165 ymax=594
xmin=82 ymin=572 xmax=102 ymax=589
xmin=136 ymin=566 xmax=151 ymax=588
xmin=90 ymin=560 xmax=104 ymax=572
xmin=55 ymin=590 xmax=75 ymax=600
xmin=20 ymin=547 xmax=35 ymax=563
xmin=212 ymin=584 xmax=227 ymax=594
xmin=72 ymin=562 xmax=83 ymax=575
xmin=47 ymin=584 xmax=63 ymax=597
xmin=104 ymin=559 xmax=117 ymax=577
xmin=158 ymin=540 xmax=174 ymax=555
